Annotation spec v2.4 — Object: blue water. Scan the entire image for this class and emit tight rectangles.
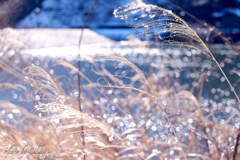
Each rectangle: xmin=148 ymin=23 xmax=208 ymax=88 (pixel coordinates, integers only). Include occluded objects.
xmin=1 ymin=43 xmax=239 ymax=110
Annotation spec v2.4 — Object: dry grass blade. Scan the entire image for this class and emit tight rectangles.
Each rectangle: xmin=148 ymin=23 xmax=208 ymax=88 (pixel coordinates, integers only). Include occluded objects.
xmin=34 ymin=102 xmax=123 ymax=142
xmin=178 ymin=90 xmax=206 ymax=122
xmin=22 ymin=66 xmax=61 ymax=98
xmin=113 ymin=1 xmax=240 ymax=105
xmin=0 ymin=101 xmax=84 ymax=160
xmin=0 ymin=82 xmax=27 ymax=92
xmin=80 ymin=48 xmax=153 ymax=96
xmin=113 ymin=2 xmax=213 ymax=59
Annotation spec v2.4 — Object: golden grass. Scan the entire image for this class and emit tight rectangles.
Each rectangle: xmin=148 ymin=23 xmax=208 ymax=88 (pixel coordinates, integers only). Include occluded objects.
xmin=0 ymin=2 xmax=240 ymax=160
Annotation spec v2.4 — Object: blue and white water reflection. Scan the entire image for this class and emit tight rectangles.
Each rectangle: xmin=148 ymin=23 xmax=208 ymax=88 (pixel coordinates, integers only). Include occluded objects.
xmin=1 ymin=42 xmax=240 ymax=159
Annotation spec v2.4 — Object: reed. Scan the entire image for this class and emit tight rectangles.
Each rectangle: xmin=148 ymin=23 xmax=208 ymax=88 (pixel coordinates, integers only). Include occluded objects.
xmin=0 ymin=1 xmax=240 ymax=160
